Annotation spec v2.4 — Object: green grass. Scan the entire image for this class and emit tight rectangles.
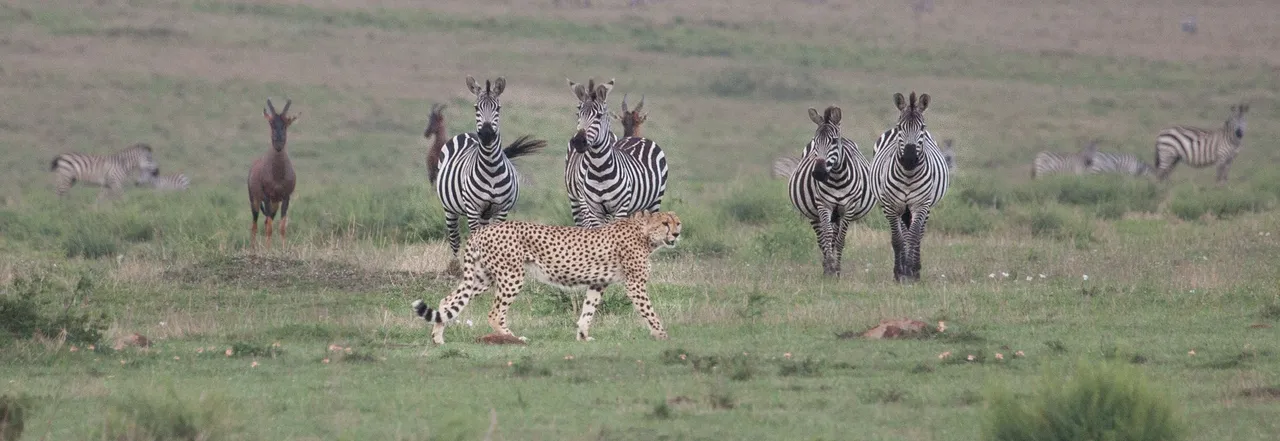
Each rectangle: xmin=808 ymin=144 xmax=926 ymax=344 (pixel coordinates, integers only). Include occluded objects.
xmin=1 ymin=0 xmax=1279 ymax=439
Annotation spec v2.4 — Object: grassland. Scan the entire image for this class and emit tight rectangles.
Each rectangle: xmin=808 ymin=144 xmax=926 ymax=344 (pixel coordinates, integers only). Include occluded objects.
xmin=1 ymin=0 xmax=1279 ymax=439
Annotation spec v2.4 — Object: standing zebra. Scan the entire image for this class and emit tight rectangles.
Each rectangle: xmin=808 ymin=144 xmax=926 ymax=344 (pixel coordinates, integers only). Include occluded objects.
xmin=141 ymin=173 xmax=191 ymax=191
xmin=870 ymin=92 xmax=950 ymax=283
xmin=434 ymin=76 xmax=547 ymax=267
xmin=785 ymin=106 xmax=877 ymax=277
xmin=564 ymin=78 xmax=669 ymax=228
xmin=1031 ymin=140 xmax=1097 ymax=179
xmin=51 ymin=143 xmax=159 ymax=200
xmin=1154 ymin=104 xmax=1249 ymax=183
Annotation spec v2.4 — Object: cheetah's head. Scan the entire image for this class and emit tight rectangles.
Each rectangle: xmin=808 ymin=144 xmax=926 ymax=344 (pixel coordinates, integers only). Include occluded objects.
xmin=640 ymin=211 xmax=682 ymax=249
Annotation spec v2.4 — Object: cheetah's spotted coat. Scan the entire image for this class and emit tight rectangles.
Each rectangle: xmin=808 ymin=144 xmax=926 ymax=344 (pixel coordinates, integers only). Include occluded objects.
xmin=412 ymin=211 xmax=682 ymax=344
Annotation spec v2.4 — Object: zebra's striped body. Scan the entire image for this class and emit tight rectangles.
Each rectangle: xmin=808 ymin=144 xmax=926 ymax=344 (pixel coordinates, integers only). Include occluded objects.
xmin=51 ymin=143 xmax=159 ymax=199
xmin=436 ymin=76 xmax=545 ymax=263
xmin=786 ymin=106 xmax=877 ymax=277
xmin=144 ymin=173 xmax=191 ymax=191
xmin=565 ymin=78 xmax=669 ymax=228
xmin=1032 ymin=141 xmax=1097 ymax=179
xmin=870 ymin=92 xmax=950 ymax=283
xmin=1088 ymin=152 xmax=1151 ymax=177
xmin=1154 ymin=104 xmax=1249 ymax=183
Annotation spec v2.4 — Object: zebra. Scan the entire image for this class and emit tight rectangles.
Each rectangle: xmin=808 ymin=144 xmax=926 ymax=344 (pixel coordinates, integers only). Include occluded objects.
xmin=434 ymin=76 xmax=546 ymax=266
xmin=1088 ymin=151 xmax=1152 ymax=177
xmin=785 ymin=106 xmax=877 ymax=278
xmin=51 ymin=143 xmax=159 ymax=199
xmin=939 ymin=138 xmax=956 ymax=177
xmin=870 ymin=92 xmax=950 ymax=283
xmin=1031 ymin=140 xmax=1097 ymax=179
xmin=564 ymin=78 xmax=669 ymax=228
xmin=1154 ymin=104 xmax=1249 ymax=183
xmin=141 ymin=173 xmax=191 ymax=191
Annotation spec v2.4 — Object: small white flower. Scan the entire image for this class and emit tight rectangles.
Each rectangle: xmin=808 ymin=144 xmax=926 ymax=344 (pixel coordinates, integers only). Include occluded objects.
xmin=1000 ymin=272 xmax=1009 ymax=278
xmin=465 ymin=319 xmax=474 ymax=327
xmin=940 ymin=274 xmax=946 ymax=278
xmin=988 ymin=273 xmax=995 ymax=278
xmin=1082 ymin=274 xmax=1089 ymax=281
xmin=159 ymin=321 xmax=167 ymax=326
xmin=1025 ymin=276 xmax=1033 ymax=281
xmin=1039 ymin=274 xmax=1046 ymax=279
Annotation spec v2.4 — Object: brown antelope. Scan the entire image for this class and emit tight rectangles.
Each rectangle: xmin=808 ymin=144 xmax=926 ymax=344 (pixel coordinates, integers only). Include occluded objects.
xmin=423 ymin=103 xmax=447 ymax=184
xmin=613 ymin=94 xmax=648 ymax=138
xmin=247 ymin=98 xmax=299 ymax=250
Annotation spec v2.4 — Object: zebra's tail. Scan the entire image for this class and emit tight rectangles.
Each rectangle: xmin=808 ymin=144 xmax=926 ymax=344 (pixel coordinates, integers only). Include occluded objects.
xmin=503 ymin=135 xmax=548 ymax=160
xmin=772 ymin=156 xmax=801 ymax=179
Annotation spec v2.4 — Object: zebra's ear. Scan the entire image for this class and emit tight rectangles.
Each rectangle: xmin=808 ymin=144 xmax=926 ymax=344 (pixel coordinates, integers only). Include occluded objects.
xmin=568 ymin=79 xmax=589 ymax=102
xmin=491 ymin=77 xmax=506 ymax=97
xmin=893 ymin=93 xmax=907 ymax=111
xmin=595 ymin=79 xmax=615 ymax=103
xmin=808 ymin=108 xmax=823 ymax=125
xmin=824 ymin=106 xmax=842 ymax=125
xmin=466 ymin=76 xmax=482 ymax=96
xmin=918 ymin=93 xmax=930 ymax=112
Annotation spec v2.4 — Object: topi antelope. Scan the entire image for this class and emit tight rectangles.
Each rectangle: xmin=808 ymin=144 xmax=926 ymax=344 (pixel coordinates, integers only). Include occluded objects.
xmin=247 ymin=98 xmax=299 ymax=251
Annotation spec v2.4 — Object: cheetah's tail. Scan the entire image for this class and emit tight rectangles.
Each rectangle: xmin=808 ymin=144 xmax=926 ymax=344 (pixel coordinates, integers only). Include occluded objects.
xmin=411 ymin=299 xmax=442 ymax=323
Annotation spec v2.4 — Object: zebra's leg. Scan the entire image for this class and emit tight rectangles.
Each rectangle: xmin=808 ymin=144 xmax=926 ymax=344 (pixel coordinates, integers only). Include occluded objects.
xmin=576 ymin=284 xmax=607 ymax=341
xmin=833 ymin=215 xmax=852 ymax=277
xmin=1215 ymin=155 xmax=1235 ymax=184
xmin=279 ymin=198 xmax=290 ymax=248
xmin=886 ymin=209 xmax=909 ymax=282
xmin=444 ymin=212 xmax=462 ymax=276
xmin=813 ymin=207 xmax=838 ymax=277
xmin=1155 ymin=152 xmax=1179 ymax=181
xmin=486 ymin=262 xmax=525 ymax=340
xmin=904 ymin=207 xmax=932 ymax=281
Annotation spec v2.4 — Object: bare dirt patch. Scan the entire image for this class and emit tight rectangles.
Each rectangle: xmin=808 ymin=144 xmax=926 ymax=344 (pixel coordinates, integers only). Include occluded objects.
xmin=166 ymin=255 xmax=434 ymax=291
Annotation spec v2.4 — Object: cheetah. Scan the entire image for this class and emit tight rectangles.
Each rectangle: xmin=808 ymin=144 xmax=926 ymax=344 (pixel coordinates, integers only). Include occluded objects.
xmin=411 ymin=211 xmax=682 ymax=345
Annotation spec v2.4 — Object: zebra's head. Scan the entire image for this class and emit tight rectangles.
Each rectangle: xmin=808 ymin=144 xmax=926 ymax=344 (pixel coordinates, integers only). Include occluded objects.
xmin=1226 ymin=103 xmax=1248 ymax=141
xmin=466 ymin=76 xmax=504 ymax=146
xmin=805 ymin=106 xmax=846 ymax=181
xmin=424 ymin=103 xmax=446 ymax=139
xmin=891 ymin=92 xmax=932 ymax=169
xmin=1080 ymin=139 xmax=1099 ymax=169
xmin=263 ymin=98 xmax=299 ymax=152
xmin=614 ymin=93 xmax=647 ymax=137
xmin=126 ymin=143 xmax=159 ymax=179
xmin=568 ymin=77 xmax=615 ymax=153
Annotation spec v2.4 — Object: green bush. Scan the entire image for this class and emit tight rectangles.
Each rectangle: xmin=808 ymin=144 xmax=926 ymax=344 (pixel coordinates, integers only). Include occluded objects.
xmin=100 ymin=388 xmax=235 ymax=441
xmin=0 ymin=394 xmax=29 ymax=441
xmin=1169 ymin=186 xmax=1271 ymax=221
xmin=984 ymin=361 xmax=1182 ymax=441
xmin=0 ymin=275 xmax=107 ymax=345
xmin=930 ymin=202 xmax=995 ymax=235
xmin=63 ymin=227 xmax=119 ymax=259
xmin=1026 ymin=206 xmax=1095 ymax=247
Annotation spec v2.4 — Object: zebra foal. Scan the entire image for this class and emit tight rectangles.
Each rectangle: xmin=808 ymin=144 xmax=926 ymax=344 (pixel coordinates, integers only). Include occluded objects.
xmin=142 ymin=173 xmax=191 ymax=191
xmin=1154 ymin=104 xmax=1249 ymax=183
xmin=784 ymin=106 xmax=877 ymax=277
xmin=433 ymin=76 xmax=547 ymax=268
xmin=50 ymin=143 xmax=159 ymax=200
xmin=1032 ymin=140 xmax=1098 ymax=179
xmin=870 ymin=92 xmax=950 ymax=283
xmin=564 ymin=78 xmax=669 ymax=228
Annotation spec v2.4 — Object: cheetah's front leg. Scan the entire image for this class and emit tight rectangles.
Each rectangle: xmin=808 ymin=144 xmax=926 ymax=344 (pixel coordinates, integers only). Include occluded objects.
xmin=486 ymin=265 xmax=527 ymax=341
xmin=576 ymin=285 xmax=607 ymax=341
xmin=624 ymin=276 xmax=667 ymax=340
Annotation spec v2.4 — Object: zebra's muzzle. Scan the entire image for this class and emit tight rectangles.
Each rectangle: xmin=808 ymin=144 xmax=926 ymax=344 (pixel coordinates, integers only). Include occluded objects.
xmin=570 ymin=130 xmax=589 ymax=153
xmin=811 ymin=164 xmax=830 ymax=181
xmin=478 ymin=123 xmax=497 ymax=145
